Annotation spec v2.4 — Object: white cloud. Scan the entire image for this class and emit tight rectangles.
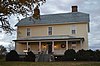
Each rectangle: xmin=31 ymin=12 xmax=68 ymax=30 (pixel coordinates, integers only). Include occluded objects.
xmin=0 ymin=41 xmax=10 ymax=47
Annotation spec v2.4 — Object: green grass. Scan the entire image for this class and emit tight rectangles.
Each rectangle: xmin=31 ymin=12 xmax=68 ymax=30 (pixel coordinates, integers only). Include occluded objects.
xmin=0 ymin=61 xmax=100 ymax=66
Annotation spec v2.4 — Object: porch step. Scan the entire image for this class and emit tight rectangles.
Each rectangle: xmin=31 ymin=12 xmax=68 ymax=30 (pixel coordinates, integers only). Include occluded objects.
xmin=37 ymin=54 xmax=55 ymax=62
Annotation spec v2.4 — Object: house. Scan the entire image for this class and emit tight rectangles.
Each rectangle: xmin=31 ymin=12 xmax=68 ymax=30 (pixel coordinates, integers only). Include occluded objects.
xmin=14 ymin=6 xmax=90 ymax=55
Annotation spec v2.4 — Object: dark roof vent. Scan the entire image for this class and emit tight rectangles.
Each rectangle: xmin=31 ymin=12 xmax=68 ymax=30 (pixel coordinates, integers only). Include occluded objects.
xmin=72 ymin=6 xmax=78 ymax=12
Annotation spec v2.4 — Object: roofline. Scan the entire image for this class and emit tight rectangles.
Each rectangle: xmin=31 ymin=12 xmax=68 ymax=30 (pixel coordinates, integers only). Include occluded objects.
xmin=13 ymin=38 xmax=84 ymax=42
xmin=16 ymin=22 xmax=89 ymax=27
xmin=41 ymin=12 xmax=89 ymax=16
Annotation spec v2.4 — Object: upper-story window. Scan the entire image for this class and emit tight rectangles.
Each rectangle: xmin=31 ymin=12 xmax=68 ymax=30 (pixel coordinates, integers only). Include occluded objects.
xmin=48 ymin=27 xmax=52 ymax=35
xmin=71 ymin=25 xmax=76 ymax=34
xmin=26 ymin=28 xmax=31 ymax=36
xmin=72 ymin=30 xmax=76 ymax=34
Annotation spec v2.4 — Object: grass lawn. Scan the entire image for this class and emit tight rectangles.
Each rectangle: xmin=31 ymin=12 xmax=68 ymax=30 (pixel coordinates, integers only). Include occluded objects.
xmin=0 ymin=57 xmax=100 ymax=66
xmin=0 ymin=61 xmax=100 ymax=66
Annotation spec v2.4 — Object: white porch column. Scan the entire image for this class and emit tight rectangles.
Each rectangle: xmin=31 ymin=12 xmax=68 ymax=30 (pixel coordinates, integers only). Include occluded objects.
xmin=66 ymin=40 xmax=68 ymax=50
xmin=26 ymin=42 xmax=29 ymax=51
xmin=52 ymin=41 xmax=54 ymax=53
xmin=39 ymin=41 xmax=41 ymax=52
xmin=80 ymin=40 xmax=82 ymax=49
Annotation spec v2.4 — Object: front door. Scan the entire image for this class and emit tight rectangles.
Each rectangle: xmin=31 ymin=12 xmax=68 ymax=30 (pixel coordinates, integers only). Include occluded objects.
xmin=48 ymin=42 xmax=52 ymax=54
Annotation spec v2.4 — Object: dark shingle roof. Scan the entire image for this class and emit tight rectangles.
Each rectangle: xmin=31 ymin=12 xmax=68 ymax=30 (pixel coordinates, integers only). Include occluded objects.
xmin=16 ymin=12 xmax=90 ymax=26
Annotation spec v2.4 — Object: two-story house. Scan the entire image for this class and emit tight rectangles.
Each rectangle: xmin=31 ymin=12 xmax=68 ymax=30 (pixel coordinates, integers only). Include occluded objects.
xmin=14 ymin=6 xmax=90 ymax=55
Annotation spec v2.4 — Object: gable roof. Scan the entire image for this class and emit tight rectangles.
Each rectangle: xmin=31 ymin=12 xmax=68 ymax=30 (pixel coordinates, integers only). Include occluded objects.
xmin=16 ymin=12 xmax=90 ymax=26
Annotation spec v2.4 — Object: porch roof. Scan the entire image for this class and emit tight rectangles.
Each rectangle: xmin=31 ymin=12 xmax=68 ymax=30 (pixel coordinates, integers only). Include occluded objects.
xmin=14 ymin=35 xmax=84 ymax=41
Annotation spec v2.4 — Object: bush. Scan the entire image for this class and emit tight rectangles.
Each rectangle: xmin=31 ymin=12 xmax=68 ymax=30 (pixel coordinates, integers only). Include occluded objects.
xmin=0 ymin=55 xmax=5 ymax=59
xmin=6 ymin=50 xmax=19 ymax=61
xmin=94 ymin=50 xmax=100 ymax=61
xmin=25 ymin=51 xmax=35 ymax=62
xmin=76 ymin=49 xmax=95 ymax=61
xmin=76 ymin=49 xmax=87 ymax=61
xmin=85 ymin=49 xmax=94 ymax=61
xmin=0 ymin=55 xmax=5 ymax=61
xmin=63 ymin=49 xmax=100 ymax=61
xmin=64 ymin=49 xmax=76 ymax=61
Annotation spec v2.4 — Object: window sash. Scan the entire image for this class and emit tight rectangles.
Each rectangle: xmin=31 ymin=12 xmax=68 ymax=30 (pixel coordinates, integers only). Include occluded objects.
xmin=48 ymin=31 xmax=52 ymax=35
xmin=27 ymin=32 xmax=30 ymax=36
xmin=48 ymin=27 xmax=52 ymax=35
xmin=72 ymin=30 xmax=76 ymax=34
xmin=71 ymin=25 xmax=77 ymax=34
xmin=26 ymin=28 xmax=30 ymax=36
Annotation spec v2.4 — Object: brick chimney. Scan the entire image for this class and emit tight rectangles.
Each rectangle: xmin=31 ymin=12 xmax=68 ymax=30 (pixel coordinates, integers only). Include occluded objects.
xmin=72 ymin=6 xmax=78 ymax=12
xmin=33 ymin=6 xmax=40 ymax=19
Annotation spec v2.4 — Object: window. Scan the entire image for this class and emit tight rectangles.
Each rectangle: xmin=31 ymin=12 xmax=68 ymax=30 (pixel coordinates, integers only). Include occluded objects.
xmin=71 ymin=25 xmax=76 ymax=34
xmin=71 ymin=44 xmax=76 ymax=49
xmin=48 ymin=27 xmax=52 ymax=35
xmin=72 ymin=30 xmax=76 ymax=34
xmin=69 ymin=41 xmax=79 ymax=44
xmin=26 ymin=28 xmax=30 ymax=36
xmin=72 ymin=41 xmax=77 ymax=44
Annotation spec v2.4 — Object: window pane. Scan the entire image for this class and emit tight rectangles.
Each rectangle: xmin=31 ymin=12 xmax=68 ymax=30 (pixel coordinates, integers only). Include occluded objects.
xmin=27 ymin=28 xmax=30 ymax=32
xmin=27 ymin=28 xmax=30 ymax=36
xmin=27 ymin=32 xmax=30 ymax=36
xmin=49 ymin=27 xmax=52 ymax=31
xmin=71 ymin=25 xmax=77 ymax=34
xmin=49 ymin=31 xmax=52 ymax=35
xmin=48 ymin=27 xmax=52 ymax=35
xmin=72 ymin=30 xmax=76 ymax=34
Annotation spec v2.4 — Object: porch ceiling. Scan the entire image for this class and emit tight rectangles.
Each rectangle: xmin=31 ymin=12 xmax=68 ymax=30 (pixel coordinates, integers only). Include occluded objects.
xmin=13 ymin=35 xmax=84 ymax=41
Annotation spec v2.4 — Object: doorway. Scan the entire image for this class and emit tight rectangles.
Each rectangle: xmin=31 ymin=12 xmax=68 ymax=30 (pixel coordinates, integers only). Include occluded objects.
xmin=47 ymin=42 xmax=52 ymax=54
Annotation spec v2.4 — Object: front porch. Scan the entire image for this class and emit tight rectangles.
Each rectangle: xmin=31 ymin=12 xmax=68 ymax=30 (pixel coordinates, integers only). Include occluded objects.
xmin=14 ymin=35 xmax=84 ymax=55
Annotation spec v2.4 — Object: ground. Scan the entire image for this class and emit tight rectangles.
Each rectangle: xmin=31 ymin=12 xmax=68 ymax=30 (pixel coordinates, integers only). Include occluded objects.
xmin=0 ymin=57 xmax=100 ymax=66
xmin=0 ymin=61 xmax=100 ymax=66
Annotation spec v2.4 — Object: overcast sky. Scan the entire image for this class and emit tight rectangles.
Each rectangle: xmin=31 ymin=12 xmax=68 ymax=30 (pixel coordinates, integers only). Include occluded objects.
xmin=0 ymin=0 xmax=100 ymax=50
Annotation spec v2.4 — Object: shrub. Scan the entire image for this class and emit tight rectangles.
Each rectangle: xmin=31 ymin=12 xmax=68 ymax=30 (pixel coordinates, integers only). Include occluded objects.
xmin=76 ymin=49 xmax=87 ymax=61
xmin=76 ymin=49 xmax=95 ymax=61
xmin=63 ymin=49 xmax=100 ymax=61
xmin=6 ymin=50 xmax=19 ymax=61
xmin=64 ymin=49 xmax=76 ymax=61
xmin=0 ymin=55 xmax=5 ymax=61
xmin=94 ymin=50 xmax=100 ymax=61
xmin=25 ymin=51 xmax=35 ymax=62
xmin=0 ymin=55 xmax=5 ymax=59
xmin=85 ymin=49 xmax=94 ymax=61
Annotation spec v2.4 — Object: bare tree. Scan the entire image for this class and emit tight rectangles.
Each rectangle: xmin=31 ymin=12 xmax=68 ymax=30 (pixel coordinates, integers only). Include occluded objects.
xmin=0 ymin=45 xmax=7 ymax=55
xmin=0 ymin=0 xmax=46 ymax=33
xmin=7 ymin=42 xmax=15 ymax=51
